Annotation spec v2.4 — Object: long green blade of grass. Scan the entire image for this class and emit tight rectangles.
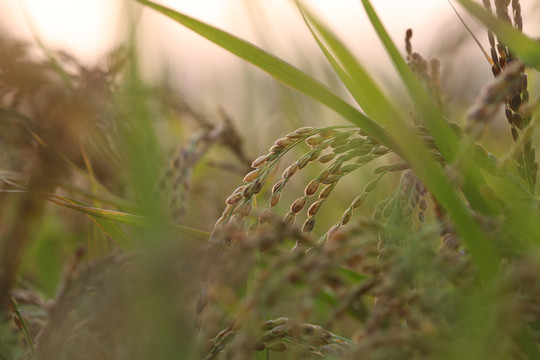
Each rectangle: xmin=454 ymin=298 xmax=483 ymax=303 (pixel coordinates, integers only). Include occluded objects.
xmin=455 ymin=0 xmax=540 ymax=72
xmin=297 ymin=3 xmax=403 ymax=125
xmin=300 ymin=2 xmax=499 ymax=279
xmin=134 ymin=0 xmax=401 ymax=153
xmin=135 ymin=0 xmax=499 ymax=280
xmin=360 ymin=0 xmax=497 ymax=217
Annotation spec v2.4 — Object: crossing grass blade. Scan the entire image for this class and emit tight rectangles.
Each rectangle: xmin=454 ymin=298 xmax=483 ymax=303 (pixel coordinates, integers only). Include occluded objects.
xmin=134 ymin=0 xmax=401 ymax=155
xmin=296 ymin=2 xmax=403 ymax=126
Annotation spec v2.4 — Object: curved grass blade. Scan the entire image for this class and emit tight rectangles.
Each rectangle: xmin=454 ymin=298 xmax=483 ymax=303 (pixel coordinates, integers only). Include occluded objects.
xmin=136 ymin=0 xmax=499 ymax=280
xmin=134 ymin=0 xmax=401 ymax=154
xmin=455 ymin=0 xmax=540 ymax=71
xmin=297 ymin=2 xmax=404 ymax=126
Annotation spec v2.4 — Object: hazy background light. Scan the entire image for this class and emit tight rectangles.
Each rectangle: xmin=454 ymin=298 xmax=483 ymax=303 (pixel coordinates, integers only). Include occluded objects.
xmin=2 ymin=0 xmax=537 ymax=133
xmin=1 ymin=0 xmax=451 ymax=68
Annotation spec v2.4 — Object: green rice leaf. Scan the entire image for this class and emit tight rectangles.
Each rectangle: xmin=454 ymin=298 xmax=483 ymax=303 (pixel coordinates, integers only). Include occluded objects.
xmin=297 ymin=2 xmax=403 ymax=126
xmin=134 ymin=0 xmax=401 ymax=154
xmin=300 ymin=0 xmax=498 ymax=280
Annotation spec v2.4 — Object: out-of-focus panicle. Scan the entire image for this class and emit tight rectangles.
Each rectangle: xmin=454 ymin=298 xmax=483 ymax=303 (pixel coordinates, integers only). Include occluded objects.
xmin=405 ymin=29 xmax=443 ymax=110
xmin=478 ymin=0 xmax=537 ymax=192
xmin=467 ymin=60 xmax=524 ymax=127
xmin=159 ymin=107 xmax=251 ymax=223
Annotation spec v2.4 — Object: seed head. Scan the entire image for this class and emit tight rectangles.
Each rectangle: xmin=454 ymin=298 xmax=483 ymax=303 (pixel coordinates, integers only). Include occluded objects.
xmin=251 ymin=154 xmax=269 ymax=168
xmin=341 ymin=208 xmax=353 ymax=225
xmin=319 ymin=184 xmax=336 ymax=199
xmin=287 ymin=126 xmax=315 ymax=139
xmin=319 ymin=129 xmax=337 ymax=138
xmin=339 ymin=164 xmax=360 ymax=175
xmin=243 ymin=169 xmax=260 ymax=182
xmin=242 ymin=184 xmax=254 ymax=198
xmin=305 ymin=178 xmax=320 ymax=196
xmin=318 ymin=153 xmax=336 ymax=163
xmin=291 ymin=196 xmax=307 ymax=214
xmin=283 ymin=211 xmax=296 ymax=226
xmin=269 ymin=144 xmax=285 ymax=154
xmin=298 ymin=154 xmax=311 ymax=169
xmin=321 ymin=174 xmax=340 ymax=185
xmin=308 ymin=200 xmax=323 ymax=216
xmin=364 ymin=177 xmax=380 ymax=193
xmin=252 ymin=178 xmax=264 ymax=194
xmin=274 ymin=137 xmax=294 ymax=147
xmin=226 ymin=192 xmax=243 ymax=205
xmin=270 ymin=191 xmax=281 ymax=208
xmin=372 ymin=164 xmax=391 ymax=174
xmin=370 ymin=147 xmax=390 ymax=156
xmin=272 ymin=180 xmax=285 ymax=194
xmin=309 ymin=148 xmax=322 ymax=162
xmin=306 ymin=135 xmax=324 ymax=147
xmin=351 ymin=194 xmax=367 ymax=209
xmin=303 ymin=216 xmax=316 ymax=233
xmin=282 ymin=162 xmax=298 ymax=179
xmin=239 ymin=200 xmax=252 ymax=217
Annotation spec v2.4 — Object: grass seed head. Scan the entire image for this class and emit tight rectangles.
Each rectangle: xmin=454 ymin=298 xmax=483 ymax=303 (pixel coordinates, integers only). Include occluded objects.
xmin=352 ymin=194 xmax=367 ymax=209
xmin=283 ymin=211 xmax=296 ymax=226
xmin=270 ymin=191 xmax=281 ymax=208
xmin=282 ymin=162 xmax=298 ymax=180
xmin=291 ymin=196 xmax=307 ymax=214
xmin=243 ymin=169 xmax=260 ymax=182
xmin=364 ymin=177 xmax=380 ymax=193
xmin=321 ymin=174 xmax=340 ymax=185
xmin=275 ymin=137 xmax=294 ymax=147
xmin=287 ymin=126 xmax=315 ymax=140
xmin=318 ymin=153 xmax=336 ymax=163
xmin=308 ymin=200 xmax=323 ymax=216
xmin=303 ymin=217 xmax=316 ymax=233
xmin=272 ymin=180 xmax=285 ymax=194
xmin=226 ymin=192 xmax=243 ymax=205
xmin=298 ymin=154 xmax=311 ymax=169
xmin=251 ymin=154 xmax=269 ymax=168
xmin=252 ymin=178 xmax=264 ymax=194
xmin=319 ymin=184 xmax=336 ymax=199
xmin=306 ymin=135 xmax=324 ymax=147
xmin=309 ymin=148 xmax=322 ymax=162
xmin=305 ymin=179 xmax=320 ymax=196
xmin=341 ymin=208 xmax=353 ymax=226
xmin=269 ymin=144 xmax=286 ymax=154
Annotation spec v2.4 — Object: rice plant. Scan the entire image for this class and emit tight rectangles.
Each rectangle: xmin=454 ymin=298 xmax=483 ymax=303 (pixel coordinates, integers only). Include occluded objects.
xmin=1 ymin=0 xmax=540 ymax=359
